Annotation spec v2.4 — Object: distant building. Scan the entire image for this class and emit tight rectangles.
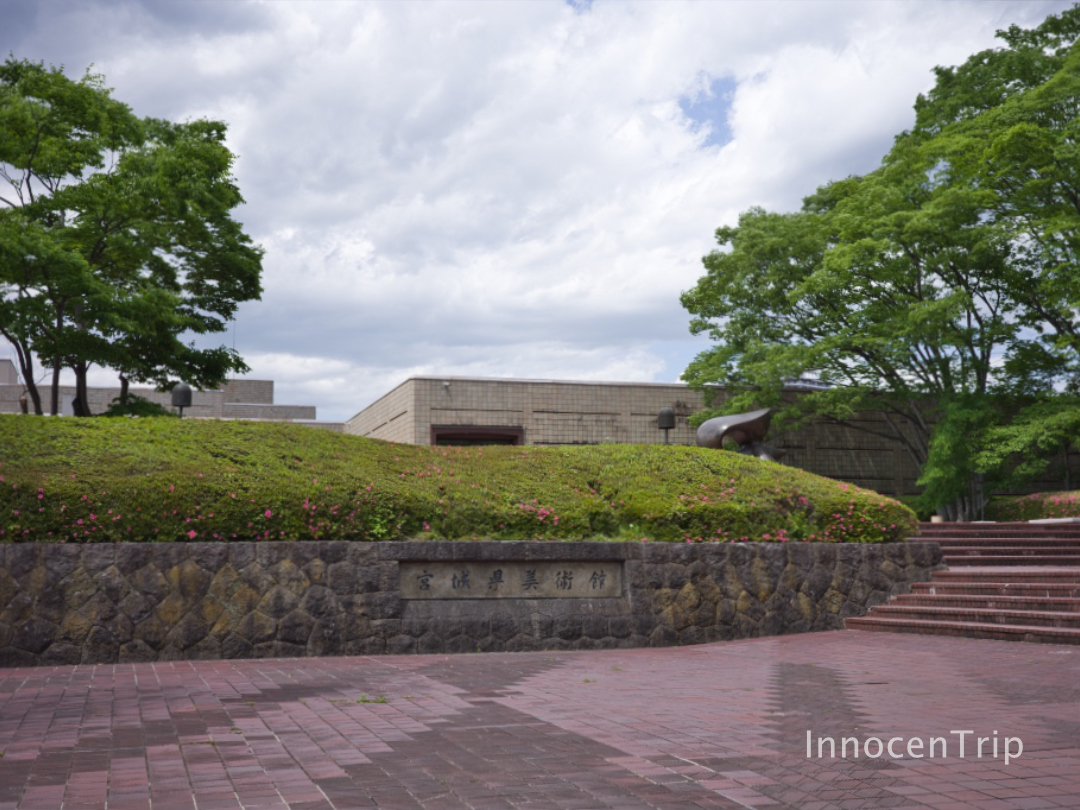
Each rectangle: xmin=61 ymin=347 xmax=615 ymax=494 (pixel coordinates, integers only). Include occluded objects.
xmin=345 ymin=375 xmax=928 ymax=497
xmin=0 ymin=358 xmax=340 ymax=429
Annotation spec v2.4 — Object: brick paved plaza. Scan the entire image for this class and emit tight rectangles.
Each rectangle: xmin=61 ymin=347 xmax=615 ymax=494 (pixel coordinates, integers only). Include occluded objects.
xmin=0 ymin=631 xmax=1077 ymax=810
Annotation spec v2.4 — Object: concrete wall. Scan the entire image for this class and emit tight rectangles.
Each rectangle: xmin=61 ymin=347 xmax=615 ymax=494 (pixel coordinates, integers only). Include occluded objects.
xmin=0 ymin=539 xmax=941 ymax=667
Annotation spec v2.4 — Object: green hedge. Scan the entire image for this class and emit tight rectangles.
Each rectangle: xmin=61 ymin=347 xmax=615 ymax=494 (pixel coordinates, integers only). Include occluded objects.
xmin=0 ymin=415 xmax=917 ymax=543
xmin=987 ymin=491 xmax=1080 ymax=522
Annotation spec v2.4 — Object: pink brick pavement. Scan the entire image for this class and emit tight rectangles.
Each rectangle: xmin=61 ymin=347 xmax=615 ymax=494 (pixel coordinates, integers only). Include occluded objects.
xmin=0 ymin=631 xmax=1077 ymax=809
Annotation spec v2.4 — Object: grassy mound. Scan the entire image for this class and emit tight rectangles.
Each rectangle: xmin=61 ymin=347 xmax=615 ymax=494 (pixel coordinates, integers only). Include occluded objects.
xmin=0 ymin=415 xmax=916 ymax=544
xmin=987 ymin=491 xmax=1080 ymax=522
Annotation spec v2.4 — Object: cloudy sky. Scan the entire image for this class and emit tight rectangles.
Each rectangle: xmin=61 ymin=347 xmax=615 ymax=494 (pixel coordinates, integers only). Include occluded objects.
xmin=2 ymin=0 xmax=1073 ymax=422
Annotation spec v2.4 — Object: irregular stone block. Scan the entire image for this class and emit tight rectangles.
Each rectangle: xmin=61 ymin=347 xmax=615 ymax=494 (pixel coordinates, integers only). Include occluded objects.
xmin=239 ymin=563 xmax=275 ymax=594
xmin=115 ymin=544 xmax=152 ymax=576
xmin=79 ymin=545 xmax=115 ymax=575
xmin=303 ymin=558 xmax=327 ymax=585
xmin=221 ymin=633 xmax=253 ymax=660
xmin=416 ymin=632 xmax=444 ymax=654
xmin=119 ymin=639 xmax=156 ymax=663
xmin=167 ymin=612 xmax=210 ymax=651
xmin=269 ymin=559 xmax=309 ymax=594
xmin=169 ymin=559 xmax=212 ymax=603
xmin=299 ymin=586 xmax=338 ymax=619
xmin=258 ymin=586 xmax=299 ymax=620
xmin=228 ymin=544 xmax=257 ymax=570
xmin=13 ymin=617 xmax=56 ymax=654
xmin=278 ymin=611 xmax=315 ymax=646
xmin=237 ymin=611 xmax=276 ymax=645
xmin=445 ymin=636 xmax=477 ymax=654
xmin=43 ymin=545 xmax=81 ymax=580
xmin=83 ymin=625 xmax=119 ymax=664
xmin=307 ymin=619 xmax=340 ymax=657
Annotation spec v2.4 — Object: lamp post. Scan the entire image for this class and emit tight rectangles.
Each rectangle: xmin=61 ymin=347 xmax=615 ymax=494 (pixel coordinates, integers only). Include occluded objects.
xmin=657 ymin=407 xmax=675 ymax=444
xmin=974 ymin=473 xmax=986 ymax=521
xmin=171 ymin=383 xmax=193 ymax=418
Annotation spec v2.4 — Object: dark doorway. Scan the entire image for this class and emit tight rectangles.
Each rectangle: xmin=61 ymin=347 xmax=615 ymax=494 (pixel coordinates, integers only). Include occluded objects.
xmin=431 ymin=426 xmax=524 ymax=446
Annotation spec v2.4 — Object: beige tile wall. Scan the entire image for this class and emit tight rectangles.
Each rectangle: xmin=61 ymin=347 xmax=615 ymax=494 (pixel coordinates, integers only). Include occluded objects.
xmin=408 ymin=378 xmax=705 ymax=447
xmin=0 ymin=360 xmax=18 ymax=385
xmin=344 ymin=379 xmax=416 ymax=443
xmin=222 ymin=380 xmax=274 ymax=404
xmin=0 ymin=375 xmax=310 ymax=422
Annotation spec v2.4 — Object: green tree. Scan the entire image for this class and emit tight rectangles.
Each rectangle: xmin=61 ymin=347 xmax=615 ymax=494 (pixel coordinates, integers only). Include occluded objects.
xmin=681 ymin=6 xmax=1080 ymax=520
xmin=0 ymin=59 xmax=262 ymax=415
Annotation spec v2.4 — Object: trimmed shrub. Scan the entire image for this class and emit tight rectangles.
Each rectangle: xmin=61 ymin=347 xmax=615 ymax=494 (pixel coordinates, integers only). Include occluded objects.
xmin=987 ymin=491 xmax=1080 ymax=522
xmin=101 ymin=394 xmax=179 ymax=419
xmin=0 ymin=415 xmax=916 ymax=543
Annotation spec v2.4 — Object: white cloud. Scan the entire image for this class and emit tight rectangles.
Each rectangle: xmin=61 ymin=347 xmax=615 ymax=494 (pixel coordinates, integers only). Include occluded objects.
xmin=2 ymin=0 xmax=1073 ymax=420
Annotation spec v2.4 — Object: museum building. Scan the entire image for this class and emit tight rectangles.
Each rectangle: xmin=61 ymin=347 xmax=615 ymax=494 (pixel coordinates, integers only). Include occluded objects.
xmin=344 ymin=375 xmax=926 ymax=498
xmin=0 ymin=358 xmax=324 ymax=426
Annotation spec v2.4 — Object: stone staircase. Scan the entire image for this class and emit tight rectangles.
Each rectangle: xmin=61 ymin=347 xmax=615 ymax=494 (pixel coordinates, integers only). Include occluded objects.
xmin=846 ymin=522 xmax=1080 ymax=644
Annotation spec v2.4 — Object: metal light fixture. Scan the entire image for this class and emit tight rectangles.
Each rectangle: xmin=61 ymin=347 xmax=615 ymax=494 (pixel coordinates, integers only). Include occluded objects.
xmin=657 ymin=407 xmax=676 ymax=444
xmin=171 ymin=382 xmax=193 ymax=418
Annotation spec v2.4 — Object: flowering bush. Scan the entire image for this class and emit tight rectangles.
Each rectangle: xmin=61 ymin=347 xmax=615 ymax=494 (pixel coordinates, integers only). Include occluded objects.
xmin=0 ymin=415 xmax=916 ymax=544
xmin=986 ymin=491 xmax=1080 ymax=522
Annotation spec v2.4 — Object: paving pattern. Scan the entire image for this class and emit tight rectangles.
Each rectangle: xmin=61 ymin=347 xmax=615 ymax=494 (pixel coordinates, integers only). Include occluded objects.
xmin=0 ymin=631 xmax=1077 ymax=809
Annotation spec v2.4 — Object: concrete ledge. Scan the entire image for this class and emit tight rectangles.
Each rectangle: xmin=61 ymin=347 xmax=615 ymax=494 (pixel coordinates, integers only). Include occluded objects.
xmin=0 ymin=540 xmax=942 ymax=667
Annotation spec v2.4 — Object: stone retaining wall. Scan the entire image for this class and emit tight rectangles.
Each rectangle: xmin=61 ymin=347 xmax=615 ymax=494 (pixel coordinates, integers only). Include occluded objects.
xmin=0 ymin=540 xmax=942 ymax=667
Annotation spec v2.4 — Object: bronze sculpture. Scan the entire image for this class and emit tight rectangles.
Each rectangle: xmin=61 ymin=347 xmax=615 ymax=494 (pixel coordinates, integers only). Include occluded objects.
xmin=695 ymin=408 xmax=785 ymax=462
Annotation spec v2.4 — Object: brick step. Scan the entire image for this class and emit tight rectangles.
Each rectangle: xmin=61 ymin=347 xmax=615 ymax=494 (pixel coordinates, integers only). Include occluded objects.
xmin=918 ymin=525 xmax=1080 ymax=538
xmin=943 ymin=555 xmax=1080 ymax=567
xmin=940 ymin=545 xmax=1080 ymax=555
xmin=866 ymin=604 xmax=1080 ymax=628
xmin=930 ymin=568 xmax=1080 ymax=583
xmin=911 ymin=581 xmax=1080 ymax=598
xmin=930 ymin=536 xmax=1080 ymax=544
xmin=857 ymin=527 xmax=1080 ymax=642
xmin=895 ymin=594 xmax=1080 ymax=612
xmin=921 ymin=523 xmax=1080 ymax=529
xmin=922 ymin=534 xmax=1080 ymax=543
xmin=844 ymin=616 xmax=1080 ymax=645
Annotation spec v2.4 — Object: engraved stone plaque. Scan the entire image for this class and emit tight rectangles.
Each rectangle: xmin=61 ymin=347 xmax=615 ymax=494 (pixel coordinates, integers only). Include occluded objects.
xmin=400 ymin=561 xmax=623 ymax=599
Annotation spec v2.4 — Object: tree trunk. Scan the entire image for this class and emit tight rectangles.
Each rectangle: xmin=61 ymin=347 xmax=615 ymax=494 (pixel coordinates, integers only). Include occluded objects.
xmin=50 ymin=363 xmax=61 ymax=416
xmin=51 ymin=301 xmax=65 ymax=416
xmin=119 ymin=374 xmax=129 ymax=406
xmin=940 ymin=493 xmax=982 ymax=522
xmin=3 ymin=332 xmax=43 ymax=415
xmin=72 ymin=361 xmax=92 ymax=417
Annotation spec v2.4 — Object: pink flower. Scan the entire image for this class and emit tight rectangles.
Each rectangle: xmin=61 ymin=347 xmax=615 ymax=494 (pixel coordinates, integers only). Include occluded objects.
xmin=265 ymin=510 xmax=272 ymax=518
xmin=188 ymin=530 xmax=197 ymax=539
